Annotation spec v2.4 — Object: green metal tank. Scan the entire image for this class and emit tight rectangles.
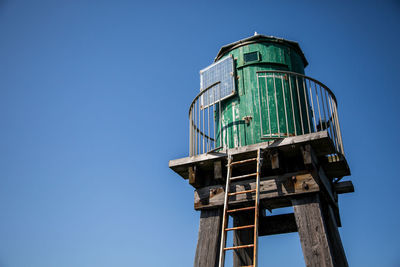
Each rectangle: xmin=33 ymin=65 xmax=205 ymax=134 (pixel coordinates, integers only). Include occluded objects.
xmin=214 ymin=34 xmax=312 ymax=149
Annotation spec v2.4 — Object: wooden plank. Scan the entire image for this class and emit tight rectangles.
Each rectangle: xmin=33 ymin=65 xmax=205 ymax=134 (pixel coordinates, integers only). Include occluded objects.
xmin=292 ymin=194 xmax=334 ymax=267
xmin=169 ymin=152 xmax=227 ymax=170
xmin=169 ymin=131 xmax=334 ymax=179
xmin=258 ymin=213 xmax=297 ymax=236
xmin=194 ymin=208 xmax=223 ymax=267
xmin=194 ymin=173 xmax=319 ymax=210
xmin=228 ymin=131 xmax=331 ymax=155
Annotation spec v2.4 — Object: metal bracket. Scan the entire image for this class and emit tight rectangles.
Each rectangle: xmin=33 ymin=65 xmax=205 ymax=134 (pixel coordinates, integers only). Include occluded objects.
xmin=243 ymin=116 xmax=253 ymax=125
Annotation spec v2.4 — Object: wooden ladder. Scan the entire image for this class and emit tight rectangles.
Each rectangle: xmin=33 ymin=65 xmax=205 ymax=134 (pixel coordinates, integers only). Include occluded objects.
xmin=218 ymin=148 xmax=263 ymax=267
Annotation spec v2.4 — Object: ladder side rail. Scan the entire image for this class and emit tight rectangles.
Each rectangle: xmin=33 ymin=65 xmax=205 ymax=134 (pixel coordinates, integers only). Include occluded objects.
xmin=253 ymin=149 xmax=262 ymax=267
xmin=218 ymin=155 xmax=233 ymax=267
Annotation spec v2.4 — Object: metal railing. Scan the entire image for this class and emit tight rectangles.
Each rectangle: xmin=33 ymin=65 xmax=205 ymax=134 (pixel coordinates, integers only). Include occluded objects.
xmin=189 ymin=70 xmax=344 ymax=157
xmin=189 ymin=81 xmax=223 ymax=156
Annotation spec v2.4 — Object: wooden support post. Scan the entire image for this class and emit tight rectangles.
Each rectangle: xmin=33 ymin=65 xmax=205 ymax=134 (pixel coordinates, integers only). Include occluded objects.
xmin=292 ymin=194 xmax=334 ymax=267
xmin=301 ymin=144 xmax=342 ymax=226
xmin=169 ymin=132 xmax=353 ymax=267
xmin=270 ymin=149 xmax=280 ymax=170
xmin=194 ymin=208 xmax=223 ymax=267
xmin=322 ymin=203 xmax=349 ymax=267
xmin=232 ymin=213 xmax=254 ymax=267
xmin=214 ymin=161 xmax=223 ymax=181
xmin=189 ymin=165 xmax=197 ymax=187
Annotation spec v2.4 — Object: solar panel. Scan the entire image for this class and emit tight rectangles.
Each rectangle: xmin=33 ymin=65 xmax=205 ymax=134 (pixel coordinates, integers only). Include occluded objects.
xmin=200 ymin=55 xmax=235 ymax=108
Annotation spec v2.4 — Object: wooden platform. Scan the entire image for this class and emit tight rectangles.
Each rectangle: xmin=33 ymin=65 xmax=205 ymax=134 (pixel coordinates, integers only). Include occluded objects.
xmin=169 ymin=131 xmax=350 ymax=186
xmin=169 ymin=131 xmax=354 ymax=267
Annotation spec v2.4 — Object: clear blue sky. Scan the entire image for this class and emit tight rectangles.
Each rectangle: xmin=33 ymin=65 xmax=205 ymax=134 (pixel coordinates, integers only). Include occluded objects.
xmin=0 ymin=1 xmax=399 ymax=266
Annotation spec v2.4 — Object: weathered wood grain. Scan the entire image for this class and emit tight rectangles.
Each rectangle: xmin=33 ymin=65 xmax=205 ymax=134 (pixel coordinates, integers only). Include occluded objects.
xmin=301 ymin=144 xmax=340 ymax=225
xmin=301 ymin=144 xmax=333 ymax=200
xmin=194 ymin=208 xmax=223 ymax=267
xmin=292 ymin=194 xmax=334 ymax=267
xmin=169 ymin=131 xmax=334 ymax=180
xmin=194 ymin=173 xmax=319 ymax=210
xmin=323 ymin=203 xmax=349 ymax=267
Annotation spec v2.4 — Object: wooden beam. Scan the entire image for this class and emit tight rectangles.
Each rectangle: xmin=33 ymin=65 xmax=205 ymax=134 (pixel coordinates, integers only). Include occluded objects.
xmin=334 ymin=181 xmax=354 ymax=194
xmin=258 ymin=213 xmax=297 ymax=236
xmin=189 ymin=165 xmax=198 ymax=187
xmin=170 ymin=131 xmax=335 ymax=179
xmin=322 ymin=203 xmax=349 ymax=267
xmin=301 ymin=144 xmax=316 ymax=166
xmin=323 ymin=160 xmax=351 ymax=179
xmin=292 ymin=194 xmax=334 ymax=267
xmin=194 ymin=208 xmax=223 ymax=267
xmin=321 ymin=154 xmax=351 ymax=179
xmin=194 ymin=173 xmax=319 ymax=210
xmin=301 ymin=144 xmax=340 ymax=225
xmin=314 ymin=167 xmax=342 ymax=226
xmin=316 ymin=167 xmax=335 ymax=204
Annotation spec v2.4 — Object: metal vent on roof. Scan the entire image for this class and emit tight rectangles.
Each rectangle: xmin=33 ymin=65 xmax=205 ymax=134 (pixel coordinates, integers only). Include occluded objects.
xmin=200 ymin=55 xmax=235 ymax=108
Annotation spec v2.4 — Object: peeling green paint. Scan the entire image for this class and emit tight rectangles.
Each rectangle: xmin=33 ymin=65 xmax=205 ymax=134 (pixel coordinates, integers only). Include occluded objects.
xmin=215 ymin=37 xmax=311 ymax=149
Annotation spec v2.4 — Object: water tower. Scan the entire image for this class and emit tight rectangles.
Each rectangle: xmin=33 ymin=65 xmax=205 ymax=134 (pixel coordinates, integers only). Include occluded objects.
xmin=169 ymin=34 xmax=354 ymax=267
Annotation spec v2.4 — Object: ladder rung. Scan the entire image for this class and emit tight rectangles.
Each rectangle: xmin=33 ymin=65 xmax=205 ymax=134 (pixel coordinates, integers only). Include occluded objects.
xmin=228 ymin=189 xmax=256 ymax=196
xmin=224 ymin=244 xmax=254 ymax=251
xmin=225 ymin=224 xmax=254 ymax=231
xmin=227 ymin=206 xmax=255 ymax=213
xmin=230 ymin=173 xmax=258 ymax=181
xmin=230 ymin=158 xmax=257 ymax=166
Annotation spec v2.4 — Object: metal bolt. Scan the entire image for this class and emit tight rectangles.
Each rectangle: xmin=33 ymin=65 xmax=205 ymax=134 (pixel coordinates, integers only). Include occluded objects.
xmin=291 ymin=176 xmax=297 ymax=183
xmin=302 ymin=182 xmax=309 ymax=190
